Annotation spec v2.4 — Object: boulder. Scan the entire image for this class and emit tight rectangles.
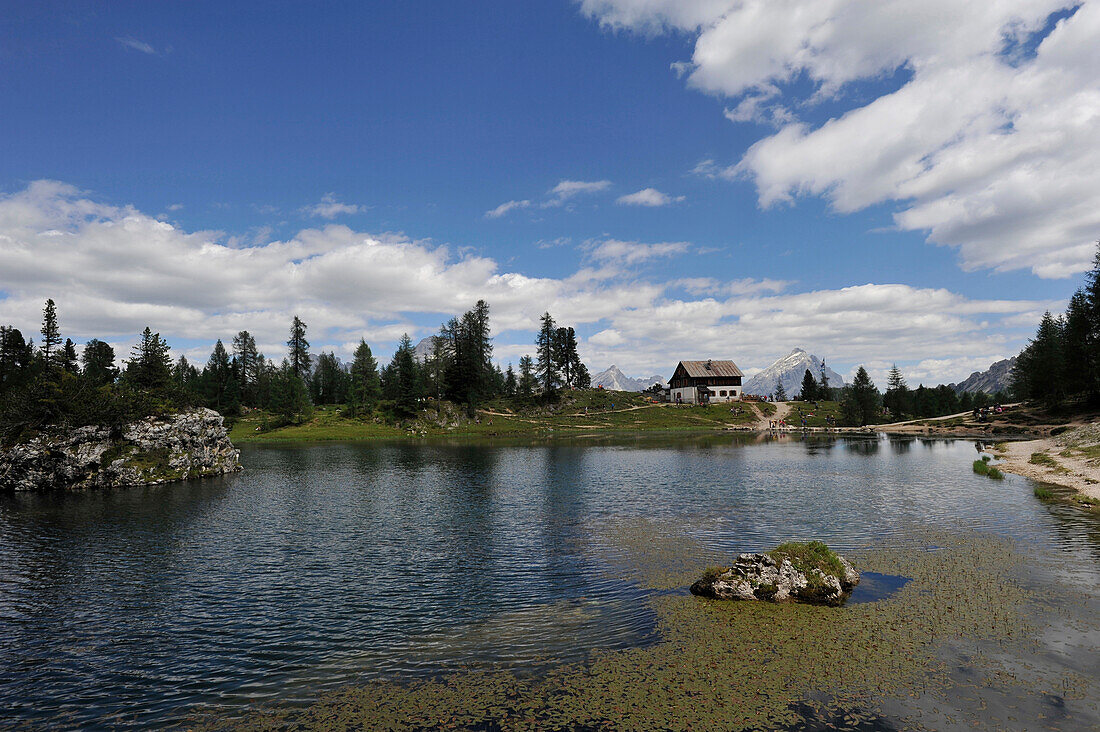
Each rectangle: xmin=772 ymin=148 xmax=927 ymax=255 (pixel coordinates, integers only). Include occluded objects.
xmin=0 ymin=408 xmax=241 ymax=491
xmin=690 ymin=544 xmax=860 ymax=606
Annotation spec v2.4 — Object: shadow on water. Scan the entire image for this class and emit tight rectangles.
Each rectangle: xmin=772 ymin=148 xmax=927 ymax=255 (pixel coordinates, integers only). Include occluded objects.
xmin=846 ymin=572 xmax=910 ymax=604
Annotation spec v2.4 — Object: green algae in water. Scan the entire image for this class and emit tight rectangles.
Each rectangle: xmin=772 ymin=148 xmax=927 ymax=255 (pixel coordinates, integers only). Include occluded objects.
xmin=195 ymin=529 xmax=1097 ymax=731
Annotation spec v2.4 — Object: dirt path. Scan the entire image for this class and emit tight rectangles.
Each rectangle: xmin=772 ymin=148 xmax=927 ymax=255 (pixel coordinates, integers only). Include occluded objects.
xmin=992 ymin=432 xmax=1100 ymax=500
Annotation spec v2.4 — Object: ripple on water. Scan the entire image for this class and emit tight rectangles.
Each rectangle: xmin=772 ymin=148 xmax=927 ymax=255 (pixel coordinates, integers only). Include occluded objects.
xmin=0 ymin=435 xmax=1097 ymax=728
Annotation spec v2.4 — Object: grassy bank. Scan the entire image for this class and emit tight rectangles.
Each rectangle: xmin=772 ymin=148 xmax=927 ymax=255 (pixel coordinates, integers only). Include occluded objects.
xmin=230 ymin=390 xmax=776 ymax=444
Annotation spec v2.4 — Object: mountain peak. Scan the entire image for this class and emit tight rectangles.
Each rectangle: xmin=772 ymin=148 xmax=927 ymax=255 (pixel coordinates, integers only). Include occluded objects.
xmin=742 ymin=348 xmax=845 ymax=398
xmin=592 ymin=365 xmax=667 ymax=392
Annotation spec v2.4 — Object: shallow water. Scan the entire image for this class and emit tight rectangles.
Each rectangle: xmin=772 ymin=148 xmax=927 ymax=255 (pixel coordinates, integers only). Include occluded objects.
xmin=0 ymin=433 xmax=1097 ymax=728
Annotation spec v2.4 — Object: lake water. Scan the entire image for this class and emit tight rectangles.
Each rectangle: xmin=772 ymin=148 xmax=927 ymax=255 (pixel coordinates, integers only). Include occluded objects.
xmin=1 ymin=434 xmax=1097 ymax=728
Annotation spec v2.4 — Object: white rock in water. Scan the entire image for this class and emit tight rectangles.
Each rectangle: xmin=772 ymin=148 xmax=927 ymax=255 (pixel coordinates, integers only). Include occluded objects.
xmin=0 ymin=408 xmax=241 ymax=491
xmin=690 ymin=550 xmax=860 ymax=606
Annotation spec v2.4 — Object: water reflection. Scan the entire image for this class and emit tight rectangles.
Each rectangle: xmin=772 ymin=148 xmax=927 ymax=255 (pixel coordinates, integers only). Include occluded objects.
xmin=0 ymin=435 xmax=1097 ymax=728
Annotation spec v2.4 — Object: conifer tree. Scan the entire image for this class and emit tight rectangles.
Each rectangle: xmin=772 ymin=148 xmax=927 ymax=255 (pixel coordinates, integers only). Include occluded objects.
xmin=40 ymin=299 xmax=62 ymax=368
xmin=126 ymin=327 xmax=173 ymax=391
xmin=60 ymin=338 xmax=79 ymax=373
xmin=883 ymin=364 xmax=911 ymax=418
xmin=504 ymin=363 xmax=517 ymax=397
xmin=388 ymin=334 xmax=421 ymax=418
xmin=773 ymin=378 xmax=787 ymax=402
xmin=1014 ymin=311 xmax=1065 ymax=405
xmin=232 ymin=330 xmax=261 ymax=404
xmin=287 ymin=316 xmax=311 ymax=379
xmin=348 ymin=339 xmax=381 ymax=413
xmin=798 ymin=369 xmax=817 ymax=401
xmin=0 ymin=326 xmax=34 ymax=391
xmin=82 ymin=339 xmax=118 ymax=386
xmin=535 ymin=312 xmax=560 ymax=397
xmin=841 ymin=366 xmax=880 ymax=426
xmin=203 ymin=340 xmax=235 ymax=412
xmin=518 ymin=355 xmax=536 ymax=403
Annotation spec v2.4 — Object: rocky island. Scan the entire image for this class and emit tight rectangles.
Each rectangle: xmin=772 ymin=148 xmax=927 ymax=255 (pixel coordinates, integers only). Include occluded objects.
xmin=691 ymin=541 xmax=860 ymax=606
xmin=0 ymin=408 xmax=241 ymax=491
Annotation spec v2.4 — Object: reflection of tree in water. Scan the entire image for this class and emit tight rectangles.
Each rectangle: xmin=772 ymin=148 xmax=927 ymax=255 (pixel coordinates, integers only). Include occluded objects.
xmin=889 ymin=438 xmax=913 ymax=455
xmin=845 ymin=438 xmax=880 ymax=456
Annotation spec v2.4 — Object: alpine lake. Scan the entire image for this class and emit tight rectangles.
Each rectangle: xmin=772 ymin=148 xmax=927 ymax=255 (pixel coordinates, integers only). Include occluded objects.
xmin=1 ymin=433 xmax=1098 ymax=730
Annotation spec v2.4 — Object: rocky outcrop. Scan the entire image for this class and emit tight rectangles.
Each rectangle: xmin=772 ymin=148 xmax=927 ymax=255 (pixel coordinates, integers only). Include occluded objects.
xmin=0 ymin=408 xmax=241 ymax=491
xmin=690 ymin=549 xmax=860 ymax=606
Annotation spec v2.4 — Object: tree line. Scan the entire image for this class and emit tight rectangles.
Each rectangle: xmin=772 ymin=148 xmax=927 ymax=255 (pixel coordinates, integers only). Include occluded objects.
xmin=0 ymin=298 xmax=591 ymax=441
xmin=774 ymin=362 xmax=1007 ymax=427
xmin=1012 ymin=242 xmax=1100 ymax=407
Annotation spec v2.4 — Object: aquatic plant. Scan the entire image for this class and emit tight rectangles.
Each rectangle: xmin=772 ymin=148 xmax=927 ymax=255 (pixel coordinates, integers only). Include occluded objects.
xmin=1033 ymin=485 xmax=1054 ymax=500
xmin=194 ymin=530 xmax=1095 ymax=732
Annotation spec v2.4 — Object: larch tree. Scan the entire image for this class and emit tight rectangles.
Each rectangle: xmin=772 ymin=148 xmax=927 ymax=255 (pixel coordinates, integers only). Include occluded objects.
xmin=40 ymin=299 xmax=62 ymax=368
xmin=287 ymin=316 xmax=312 ymax=379
xmin=535 ymin=312 xmax=560 ymax=397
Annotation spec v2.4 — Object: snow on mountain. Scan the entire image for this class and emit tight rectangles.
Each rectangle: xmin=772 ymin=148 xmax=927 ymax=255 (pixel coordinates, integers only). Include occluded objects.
xmin=742 ymin=348 xmax=845 ymax=398
xmin=591 ymin=365 xmax=666 ymax=392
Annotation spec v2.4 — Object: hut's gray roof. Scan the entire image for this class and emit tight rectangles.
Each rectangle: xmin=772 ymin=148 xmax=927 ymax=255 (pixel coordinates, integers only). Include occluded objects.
xmin=676 ymin=360 xmax=744 ymax=378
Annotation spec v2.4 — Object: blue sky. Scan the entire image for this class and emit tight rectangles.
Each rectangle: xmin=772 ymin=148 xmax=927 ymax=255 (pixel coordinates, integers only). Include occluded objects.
xmin=1 ymin=1 xmax=1097 ymax=385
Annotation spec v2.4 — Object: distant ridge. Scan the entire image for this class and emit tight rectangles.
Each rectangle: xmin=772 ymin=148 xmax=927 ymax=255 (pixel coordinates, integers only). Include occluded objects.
xmin=591 ymin=365 xmax=666 ymax=392
xmin=742 ymin=348 xmax=846 ymax=397
xmin=950 ymin=357 xmax=1016 ymax=395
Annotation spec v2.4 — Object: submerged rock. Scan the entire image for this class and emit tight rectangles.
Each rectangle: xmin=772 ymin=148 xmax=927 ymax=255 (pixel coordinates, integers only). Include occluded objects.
xmin=0 ymin=408 xmax=241 ymax=491
xmin=690 ymin=542 xmax=860 ymax=606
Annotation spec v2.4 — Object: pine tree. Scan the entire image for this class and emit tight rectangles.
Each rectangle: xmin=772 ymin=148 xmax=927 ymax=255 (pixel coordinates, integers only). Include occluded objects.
xmin=311 ymin=352 xmax=348 ymax=405
xmin=819 ymin=359 xmax=830 ymax=398
xmin=232 ymin=330 xmax=261 ymax=404
xmin=287 ymin=316 xmax=312 ymax=379
xmin=841 ymin=366 xmax=880 ymax=426
xmin=535 ymin=312 xmax=560 ymax=397
xmin=1061 ymin=289 xmax=1092 ymax=397
xmin=574 ymin=361 xmax=591 ymax=389
xmin=81 ymin=339 xmax=118 ymax=386
xmin=389 ymin=334 xmax=421 ymax=418
xmin=172 ymin=355 xmax=199 ymax=393
xmin=798 ymin=369 xmax=817 ymax=401
xmin=518 ymin=354 xmax=536 ymax=403
xmin=203 ymin=340 xmax=234 ymax=411
xmin=773 ymin=378 xmax=787 ymax=402
xmin=0 ymin=326 xmax=34 ymax=391
xmin=126 ymin=327 xmax=173 ymax=391
xmin=1014 ymin=311 xmax=1065 ymax=405
xmin=270 ymin=359 xmax=311 ymax=424
xmin=504 ymin=363 xmax=517 ymax=397
xmin=348 ymin=339 xmax=381 ymax=414
xmin=883 ymin=364 xmax=911 ymax=418
xmin=40 ymin=299 xmax=62 ymax=368
xmin=58 ymin=338 xmax=78 ymax=373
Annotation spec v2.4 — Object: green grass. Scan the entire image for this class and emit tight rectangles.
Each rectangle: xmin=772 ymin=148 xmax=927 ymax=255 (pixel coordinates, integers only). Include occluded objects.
xmin=786 ymin=401 xmax=843 ymax=428
xmin=1073 ymin=494 xmax=1100 ymax=509
xmin=230 ymin=392 xmax=778 ymax=444
xmin=768 ymin=540 xmax=847 ymax=581
xmin=1033 ymin=485 xmax=1054 ymax=500
xmin=1029 ymin=452 xmax=1058 ymax=467
xmin=973 ymin=459 xmax=1005 ymax=479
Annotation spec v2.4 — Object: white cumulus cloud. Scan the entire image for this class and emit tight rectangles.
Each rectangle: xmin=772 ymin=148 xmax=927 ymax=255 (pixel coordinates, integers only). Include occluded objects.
xmin=616 ymin=188 xmax=685 ymax=207
xmin=582 ymin=0 xmax=1100 ymax=279
xmin=0 ymin=181 xmax=1058 ymax=383
xmin=302 ymin=193 xmax=362 ymax=219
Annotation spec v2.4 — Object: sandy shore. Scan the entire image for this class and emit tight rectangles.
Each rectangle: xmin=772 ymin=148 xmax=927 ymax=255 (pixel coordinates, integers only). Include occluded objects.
xmin=993 ymin=430 xmax=1100 ymax=500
